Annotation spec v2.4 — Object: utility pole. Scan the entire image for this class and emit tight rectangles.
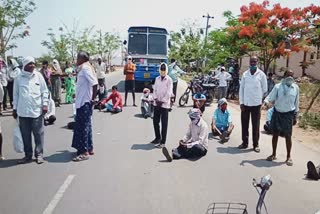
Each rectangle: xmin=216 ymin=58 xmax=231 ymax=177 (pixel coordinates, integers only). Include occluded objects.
xmin=202 ymin=14 xmax=214 ymax=68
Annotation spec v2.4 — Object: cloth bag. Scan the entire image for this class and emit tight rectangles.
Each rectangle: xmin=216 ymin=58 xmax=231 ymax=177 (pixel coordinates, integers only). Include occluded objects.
xmin=13 ymin=119 xmax=24 ymax=153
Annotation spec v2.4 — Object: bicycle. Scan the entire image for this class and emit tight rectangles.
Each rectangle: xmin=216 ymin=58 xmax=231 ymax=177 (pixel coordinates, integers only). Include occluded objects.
xmin=206 ymin=175 xmax=272 ymax=214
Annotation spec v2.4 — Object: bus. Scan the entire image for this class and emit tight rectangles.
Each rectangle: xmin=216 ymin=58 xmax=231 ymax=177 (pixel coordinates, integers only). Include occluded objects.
xmin=124 ymin=26 xmax=169 ymax=91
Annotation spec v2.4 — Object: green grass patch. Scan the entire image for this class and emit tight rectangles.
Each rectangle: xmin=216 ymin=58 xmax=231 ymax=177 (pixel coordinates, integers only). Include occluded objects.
xmin=299 ymin=112 xmax=320 ymax=130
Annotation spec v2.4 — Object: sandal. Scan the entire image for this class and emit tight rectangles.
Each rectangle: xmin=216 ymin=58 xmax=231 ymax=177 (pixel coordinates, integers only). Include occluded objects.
xmin=286 ymin=158 xmax=293 ymax=166
xmin=73 ymin=154 xmax=89 ymax=162
xmin=266 ymin=155 xmax=277 ymax=161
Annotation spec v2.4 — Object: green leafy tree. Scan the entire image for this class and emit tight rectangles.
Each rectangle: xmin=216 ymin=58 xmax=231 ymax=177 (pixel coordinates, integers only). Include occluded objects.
xmin=0 ymin=0 xmax=36 ymax=58
xmin=93 ymin=31 xmax=120 ymax=65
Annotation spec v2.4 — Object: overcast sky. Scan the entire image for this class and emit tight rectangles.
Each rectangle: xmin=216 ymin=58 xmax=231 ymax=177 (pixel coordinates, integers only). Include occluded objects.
xmin=12 ymin=0 xmax=318 ymax=57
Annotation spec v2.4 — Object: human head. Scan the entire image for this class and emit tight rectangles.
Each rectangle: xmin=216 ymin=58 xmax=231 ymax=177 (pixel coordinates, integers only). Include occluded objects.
xmin=98 ymin=57 xmax=102 ymax=64
xmin=127 ymin=55 xmax=132 ymax=62
xmin=249 ymin=56 xmax=258 ymax=72
xmin=66 ymin=61 xmax=70 ymax=68
xmin=159 ymin=63 xmax=168 ymax=77
xmin=170 ymin=58 xmax=176 ymax=64
xmin=188 ymin=108 xmax=201 ymax=124
xmin=77 ymin=51 xmax=90 ymax=66
xmin=23 ymin=56 xmax=36 ymax=72
xmin=111 ymin=85 xmax=118 ymax=93
xmin=42 ymin=60 xmax=49 ymax=69
xmin=220 ymin=66 xmax=226 ymax=72
xmin=218 ymin=98 xmax=228 ymax=112
xmin=283 ymin=69 xmax=294 ymax=87
xmin=268 ymin=72 xmax=273 ymax=79
xmin=143 ymin=88 xmax=150 ymax=95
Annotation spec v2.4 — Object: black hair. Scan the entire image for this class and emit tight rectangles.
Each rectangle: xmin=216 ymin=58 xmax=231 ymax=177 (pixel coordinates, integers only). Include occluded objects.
xmin=42 ymin=60 xmax=49 ymax=65
xmin=112 ymin=85 xmax=118 ymax=90
xmin=170 ymin=59 xmax=176 ymax=63
xmin=160 ymin=63 xmax=166 ymax=71
xmin=268 ymin=72 xmax=273 ymax=76
xmin=78 ymin=51 xmax=90 ymax=61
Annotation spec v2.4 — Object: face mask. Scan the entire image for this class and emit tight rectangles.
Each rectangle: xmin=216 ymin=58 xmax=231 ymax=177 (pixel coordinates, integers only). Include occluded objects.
xmin=190 ymin=118 xmax=199 ymax=125
xmin=22 ymin=70 xmax=33 ymax=77
xmin=160 ymin=70 xmax=167 ymax=77
xmin=221 ymin=105 xmax=227 ymax=112
xmin=285 ymin=77 xmax=294 ymax=87
xmin=250 ymin=65 xmax=257 ymax=71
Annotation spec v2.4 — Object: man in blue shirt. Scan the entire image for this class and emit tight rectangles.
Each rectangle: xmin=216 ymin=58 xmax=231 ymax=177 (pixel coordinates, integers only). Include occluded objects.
xmin=212 ymin=98 xmax=234 ymax=143
xmin=168 ymin=59 xmax=185 ymax=104
xmin=263 ymin=70 xmax=299 ymax=166
xmin=193 ymin=86 xmax=206 ymax=113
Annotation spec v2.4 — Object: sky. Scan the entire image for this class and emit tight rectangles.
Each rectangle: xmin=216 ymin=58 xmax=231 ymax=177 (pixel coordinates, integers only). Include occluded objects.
xmin=12 ymin=0 xmax=319 ymax=58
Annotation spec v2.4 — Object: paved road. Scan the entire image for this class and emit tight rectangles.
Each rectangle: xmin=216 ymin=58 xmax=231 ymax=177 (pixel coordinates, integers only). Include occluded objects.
xmin=0 ymin=71 xmax=319 ymax=214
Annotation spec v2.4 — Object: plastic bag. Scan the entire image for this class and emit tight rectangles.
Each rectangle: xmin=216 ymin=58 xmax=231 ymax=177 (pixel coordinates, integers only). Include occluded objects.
xmin=13 ymin=120 xmax=24 ymax=153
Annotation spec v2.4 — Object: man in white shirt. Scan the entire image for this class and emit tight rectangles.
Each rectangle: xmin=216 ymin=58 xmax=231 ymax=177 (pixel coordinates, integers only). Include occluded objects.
xmin=238 ymin=56 xmax=267 ymax=152
xmin=95 ymin=57 xmax=107 ymax=85
xmin=0 ymin=58 xmax=8 ymax=111
xmin=13 ymin=56 xmax=49 ymax=164
xmin=72 ymin=51 xmax=98 ymax=162
xmin=151 ymin=63 xmax=173 ymax=148
xmin=214 ymin=66 xmax=232 ymax=100
xmin=44 ymin=93 xmax=56 ymax=125
xmin=162 ymin=108 xmax=208 ymax=162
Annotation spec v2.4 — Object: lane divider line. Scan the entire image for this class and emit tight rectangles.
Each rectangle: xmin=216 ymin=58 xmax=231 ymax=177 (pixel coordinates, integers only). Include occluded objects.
xmin=42 ymin=175 xmax=75 ymax=214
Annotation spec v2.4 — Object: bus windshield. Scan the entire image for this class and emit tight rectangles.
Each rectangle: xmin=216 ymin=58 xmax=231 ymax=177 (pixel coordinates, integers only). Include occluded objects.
xmin=128 ymin=34 xmax=147 ymax=55
xmin=148 ymin=34 xmax=167 ymax=55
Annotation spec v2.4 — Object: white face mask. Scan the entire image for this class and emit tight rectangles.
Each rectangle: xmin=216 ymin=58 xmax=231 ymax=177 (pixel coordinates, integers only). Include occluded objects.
xmin=285 ymin=77 xmax=294 ymax=87
xmin=190 ymin=118 xmax=200 ymax=125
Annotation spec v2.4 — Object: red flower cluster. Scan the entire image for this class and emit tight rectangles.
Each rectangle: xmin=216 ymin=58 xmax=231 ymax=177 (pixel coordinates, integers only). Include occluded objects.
xmin=238 ymin=26 xmax=254 ymax=38
xmin=257 ymin=17 xmax=268 ymax=28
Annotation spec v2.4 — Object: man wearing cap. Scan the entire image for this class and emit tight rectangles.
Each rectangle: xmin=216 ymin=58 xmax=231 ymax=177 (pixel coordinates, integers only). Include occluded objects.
xmin=212 ymin=98 xmax=234 ymax=143
xmin=123 ymin=56 xmax=136 ymax=106
xmin=214 ymin=66 xmax=232 ymax=100
xmin=13 ymin=56 xmax=49 ymax=164
xmin=162 ymin=108 xmax=208 ymax=162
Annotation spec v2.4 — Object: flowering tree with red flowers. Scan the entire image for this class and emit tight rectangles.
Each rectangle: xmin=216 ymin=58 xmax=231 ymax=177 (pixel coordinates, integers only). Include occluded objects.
xmin=229 ymin=1 xmax=311 ymax=73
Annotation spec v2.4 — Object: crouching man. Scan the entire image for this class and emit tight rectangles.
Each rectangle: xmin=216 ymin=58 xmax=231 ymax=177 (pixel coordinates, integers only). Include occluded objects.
xmin=162 ymin=108 xmax=208 ymax=162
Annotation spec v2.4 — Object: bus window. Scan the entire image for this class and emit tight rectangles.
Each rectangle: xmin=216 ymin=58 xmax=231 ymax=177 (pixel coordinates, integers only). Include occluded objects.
xmin=128 ymin=34 xmax=147 ymax=55
xmin=148 ymin=34 xmax=167 ymax=55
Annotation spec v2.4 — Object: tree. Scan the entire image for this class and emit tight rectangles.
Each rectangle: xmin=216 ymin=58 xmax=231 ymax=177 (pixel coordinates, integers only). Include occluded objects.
xmin=0 ymin=0 xmax=36 ymax=58
xmin=41 ymin=27 xmax=70 ymax=63
xmin=231 ymin=1 xmax=310 ymax=73
xmin=93 ymin=31 xmax=120 ymax=65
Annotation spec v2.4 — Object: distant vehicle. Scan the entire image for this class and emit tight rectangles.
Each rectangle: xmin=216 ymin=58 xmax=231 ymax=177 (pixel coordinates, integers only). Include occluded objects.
xmin=124 ymin=26 xmax=169 ymax=91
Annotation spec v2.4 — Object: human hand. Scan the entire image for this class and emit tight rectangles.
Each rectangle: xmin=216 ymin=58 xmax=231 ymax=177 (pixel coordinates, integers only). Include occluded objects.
xmin=240 ymin=104 xmax=245 ymax=112
xmin=42 ymin=106 xmax=48 ymax=115
xmin=13 ymin=110 xmax=18 ymax=119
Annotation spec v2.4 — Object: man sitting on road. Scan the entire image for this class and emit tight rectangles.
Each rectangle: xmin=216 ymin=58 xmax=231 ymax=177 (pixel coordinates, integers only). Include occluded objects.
xmin=211 ymin=98 xmax=234 ymax=143
xmin=162 ymin=108 xmax=208 ymax=162
xmin=193 ymin=86 xmax=206 ymax=113
xmin=141 ymin=88 xmax=154 ymax=118
xmin=99 ymin=85 xmax=123 ymax=113
xmin=44 ymin=93 xmax=56 ymax=125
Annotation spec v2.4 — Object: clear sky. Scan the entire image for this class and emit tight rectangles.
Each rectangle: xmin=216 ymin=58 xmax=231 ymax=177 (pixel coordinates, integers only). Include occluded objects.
xmin=12 ymin=0 xmax=319 ymax=58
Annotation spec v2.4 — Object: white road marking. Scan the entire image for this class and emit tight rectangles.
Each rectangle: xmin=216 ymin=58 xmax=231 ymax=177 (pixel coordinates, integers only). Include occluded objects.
xmin=42 ymin=175 xmax=75 ymax=214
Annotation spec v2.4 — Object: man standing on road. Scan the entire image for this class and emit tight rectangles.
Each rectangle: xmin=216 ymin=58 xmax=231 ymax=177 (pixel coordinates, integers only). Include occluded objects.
xmin=123 ymin=56 xmax=136 ymax=106
xmin=151 ymin=63 xmax=173 ymax=148
xmin=168 ymin=59 xmax=185 ymax=104
xmin=214 ymin=66 xmax=232 ymax=100
xmin=7 ymin=58 xmax=21 ymax=109
xmin=72 ymin=51 xmax=98 ymax=162
xmin=0 ymin=58 xmax=8 ymax=111
xmin=263 ymin=70 xmax=299 ymax=166
xmin=13 ymin=56 xmax=49 ymax=164
xmin=95 ymin=57 xmax=107 ymax=86
xmin=238 ymin=56 xmax=267 ymax=152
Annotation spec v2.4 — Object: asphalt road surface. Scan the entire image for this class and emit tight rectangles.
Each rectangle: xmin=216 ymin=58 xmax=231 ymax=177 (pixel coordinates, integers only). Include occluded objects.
xmin=0 ymin=71 xmax=319 ymax=214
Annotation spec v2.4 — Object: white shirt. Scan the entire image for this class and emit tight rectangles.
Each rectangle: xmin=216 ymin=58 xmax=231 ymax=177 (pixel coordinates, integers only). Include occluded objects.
xmin=182 ymin=118 xmax=209 ymax=150
xmin=0 ymin=68 xmax=8 ymax=86
xmin=13 ymin=70 xmax=49 ymax=118
xmin=75 ymin=62 xmax=98 ymax=109
xmin=45 ymin=97 xmax=56 ymax=119
xmin=239 ymin=68 xmax=267 ymax=106
xmin=95 ymin=62 xmax=106 ymax=79
xmin=153 ymin=75 xmax=173 ymax=109
xmin=215 ymin=71 xmax=232 ymax=87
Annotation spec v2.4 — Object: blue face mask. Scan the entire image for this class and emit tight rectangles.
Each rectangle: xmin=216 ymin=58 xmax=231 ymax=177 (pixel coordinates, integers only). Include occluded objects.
xmin=250 ymin=65 xmax=257 ymax=71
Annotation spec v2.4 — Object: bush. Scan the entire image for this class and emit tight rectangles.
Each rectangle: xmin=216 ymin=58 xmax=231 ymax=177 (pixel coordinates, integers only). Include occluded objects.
xmin=299 ymin=112 xmax=320 ymax=130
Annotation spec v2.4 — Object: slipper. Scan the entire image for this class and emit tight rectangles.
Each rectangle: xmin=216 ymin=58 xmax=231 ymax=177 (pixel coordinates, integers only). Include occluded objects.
xmin=162 ymin=147 xmax=172 ymax=162
xmin=73 ymin=154 xmax=89 ymax=162
xmin=266 ymin=155 xmax=277 ymax=161
xmin=286 ymin=158 xmax=293 ymax=166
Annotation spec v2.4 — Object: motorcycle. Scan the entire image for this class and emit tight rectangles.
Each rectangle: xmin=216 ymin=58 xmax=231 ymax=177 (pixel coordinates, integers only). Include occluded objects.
xmin=178 ymin=78 xmax=200 ymax=107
